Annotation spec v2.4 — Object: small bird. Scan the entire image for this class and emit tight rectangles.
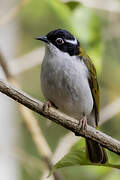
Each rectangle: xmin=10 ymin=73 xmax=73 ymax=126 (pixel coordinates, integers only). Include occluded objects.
xmin=36 ymin=29 xmax=108 ymax=164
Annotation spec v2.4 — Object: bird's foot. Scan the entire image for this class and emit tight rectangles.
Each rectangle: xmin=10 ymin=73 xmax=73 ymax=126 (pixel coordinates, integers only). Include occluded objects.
xmin=79 ymin=114 xmax=87 ymax=130
xmin=43 ymin=101 xmax=52 ymax=112
xmin=75 ymin=114 xmax=87 ymax=136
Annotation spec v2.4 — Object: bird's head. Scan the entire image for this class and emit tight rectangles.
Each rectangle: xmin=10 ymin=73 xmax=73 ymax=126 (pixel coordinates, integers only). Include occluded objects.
xmin=36 ymin=29 xmax=80 ymax=56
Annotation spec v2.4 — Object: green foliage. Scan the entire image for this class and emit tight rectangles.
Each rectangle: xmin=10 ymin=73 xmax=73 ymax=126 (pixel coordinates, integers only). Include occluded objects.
xmin=50 ymin=139 xmax=120 ymax=176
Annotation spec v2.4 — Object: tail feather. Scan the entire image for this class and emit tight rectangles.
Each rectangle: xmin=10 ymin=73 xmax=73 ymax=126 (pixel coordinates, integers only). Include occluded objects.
xmin=86 ymin=139 xmax=108 ymax=164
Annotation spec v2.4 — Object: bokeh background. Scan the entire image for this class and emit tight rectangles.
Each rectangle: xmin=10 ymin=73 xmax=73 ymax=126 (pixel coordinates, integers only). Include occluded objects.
xmin=0 ymin=0 xmax=120 ymax=180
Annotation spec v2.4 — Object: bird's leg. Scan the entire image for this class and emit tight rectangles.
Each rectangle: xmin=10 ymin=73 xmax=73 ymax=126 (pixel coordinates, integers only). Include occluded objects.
xmin=42 ymin=100 xmax=52 ymax=112
xmin=80 ymin=113 xmax=87 ymax=130
xmin=75 ymin=113 xmax=87 ymax=136
xmin=43 ymin=100 xmax=57 ymax=112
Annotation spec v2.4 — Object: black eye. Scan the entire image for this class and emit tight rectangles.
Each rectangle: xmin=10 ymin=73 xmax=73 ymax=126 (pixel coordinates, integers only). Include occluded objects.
xmin=56 ymin=38 xmax=64 ymax=45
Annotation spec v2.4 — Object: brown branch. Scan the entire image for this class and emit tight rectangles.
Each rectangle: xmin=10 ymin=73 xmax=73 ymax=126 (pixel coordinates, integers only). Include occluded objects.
xmin=0 ymin=79 xmax=120 ymax=155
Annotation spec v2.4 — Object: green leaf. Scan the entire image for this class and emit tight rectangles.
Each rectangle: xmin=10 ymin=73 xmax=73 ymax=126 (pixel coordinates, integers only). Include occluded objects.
xmin=65 ymin=1 xmax=80 ymax=10
xmin=50 ymin=138 xmax=120 ymax=176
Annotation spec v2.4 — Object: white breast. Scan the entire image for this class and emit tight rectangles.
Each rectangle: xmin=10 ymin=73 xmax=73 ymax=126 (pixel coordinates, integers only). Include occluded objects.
xmin=41 ymin=44 xmax=93 ymax=120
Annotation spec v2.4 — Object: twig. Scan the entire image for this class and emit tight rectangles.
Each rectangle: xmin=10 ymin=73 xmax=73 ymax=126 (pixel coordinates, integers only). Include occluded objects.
xmin=0 ymin=79 xmax=120 ymax=155
xmin=0 ymin=53 xmax=11 ymax=78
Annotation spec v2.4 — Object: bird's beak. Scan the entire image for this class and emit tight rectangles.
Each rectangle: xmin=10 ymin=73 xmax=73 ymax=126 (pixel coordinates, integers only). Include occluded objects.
xmin=35 ymin=36 xmax=49 ymax=43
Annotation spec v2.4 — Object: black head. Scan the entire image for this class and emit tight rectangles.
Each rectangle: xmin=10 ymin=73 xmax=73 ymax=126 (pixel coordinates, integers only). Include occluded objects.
xmin=36 ymin=29 xmax=80 ymax=56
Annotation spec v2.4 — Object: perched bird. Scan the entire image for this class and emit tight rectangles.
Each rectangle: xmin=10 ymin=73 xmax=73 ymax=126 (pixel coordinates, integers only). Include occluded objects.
xmin=36 ymin=29 xmax=107 ymax=164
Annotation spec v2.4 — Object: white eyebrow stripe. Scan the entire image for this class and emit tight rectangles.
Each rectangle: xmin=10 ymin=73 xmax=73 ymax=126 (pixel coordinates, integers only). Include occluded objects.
xmin=65 ymin=38 xmax=78 ymax=45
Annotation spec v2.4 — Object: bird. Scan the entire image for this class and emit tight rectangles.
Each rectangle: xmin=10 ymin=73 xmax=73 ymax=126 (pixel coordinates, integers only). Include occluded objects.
xmin=36 ymin=29 xmax=108 ymax=164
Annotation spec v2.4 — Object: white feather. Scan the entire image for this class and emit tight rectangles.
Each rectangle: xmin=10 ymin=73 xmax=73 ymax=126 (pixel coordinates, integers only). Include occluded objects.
xmin=65 ymin=38 xmax=78 ymax=45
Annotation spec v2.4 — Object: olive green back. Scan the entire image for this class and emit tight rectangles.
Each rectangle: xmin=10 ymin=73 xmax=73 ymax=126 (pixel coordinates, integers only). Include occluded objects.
xmin=79 ymin=47 xmax=100 ymax=126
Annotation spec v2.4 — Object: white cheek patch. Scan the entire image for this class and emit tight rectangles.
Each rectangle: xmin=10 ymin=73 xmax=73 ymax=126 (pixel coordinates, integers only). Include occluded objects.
xmin=65 ymin=38 xmax=78 ymax=45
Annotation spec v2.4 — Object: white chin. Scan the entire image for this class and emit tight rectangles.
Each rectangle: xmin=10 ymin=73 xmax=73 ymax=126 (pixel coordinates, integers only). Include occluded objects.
xmin=46 ymin=43 xmax=69 ymax=57
xmin=47 ymin=43 xmax=62 ymax=55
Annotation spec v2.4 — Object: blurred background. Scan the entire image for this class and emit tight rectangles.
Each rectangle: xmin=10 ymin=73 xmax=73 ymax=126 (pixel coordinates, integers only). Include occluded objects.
xmin=0 ymin=0 xmax=120 ymax=179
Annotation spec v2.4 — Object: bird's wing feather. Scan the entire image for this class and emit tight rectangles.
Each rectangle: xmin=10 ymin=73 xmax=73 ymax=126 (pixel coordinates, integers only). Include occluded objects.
xmin=79 ymin=47 xmax=100 ymax=126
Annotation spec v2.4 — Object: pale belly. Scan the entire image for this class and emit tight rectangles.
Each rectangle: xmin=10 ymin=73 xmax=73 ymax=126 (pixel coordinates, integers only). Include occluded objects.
xmin=41 ymin=55 xmax=93 ymax=120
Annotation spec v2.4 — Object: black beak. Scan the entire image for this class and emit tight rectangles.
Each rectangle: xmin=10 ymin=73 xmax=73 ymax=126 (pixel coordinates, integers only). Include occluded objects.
xmin=35 ymin=36 xmax=49 ymax=43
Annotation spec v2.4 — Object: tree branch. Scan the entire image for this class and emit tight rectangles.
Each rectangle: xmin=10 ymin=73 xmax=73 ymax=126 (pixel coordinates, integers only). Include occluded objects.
xmin=0 ymin=79 xmax=120 ymax=155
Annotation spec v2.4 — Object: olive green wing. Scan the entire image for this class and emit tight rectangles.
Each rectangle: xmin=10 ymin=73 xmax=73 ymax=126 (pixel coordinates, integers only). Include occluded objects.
xmin=79 ymin=48 xmax=100 ymax=126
